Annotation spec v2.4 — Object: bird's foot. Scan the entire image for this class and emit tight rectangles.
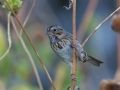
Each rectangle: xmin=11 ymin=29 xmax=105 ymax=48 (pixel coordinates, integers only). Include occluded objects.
xmin=80 ymin=51 xmax=87 ymax=62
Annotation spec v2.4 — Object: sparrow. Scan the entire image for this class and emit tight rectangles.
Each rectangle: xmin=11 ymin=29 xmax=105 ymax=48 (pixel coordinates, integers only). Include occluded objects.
xmin=46 ymin=25 xmax=103 ymax=74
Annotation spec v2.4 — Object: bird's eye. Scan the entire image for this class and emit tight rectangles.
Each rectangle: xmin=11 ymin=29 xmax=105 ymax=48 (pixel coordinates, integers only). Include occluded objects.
xmin=53 ymin=29 xmax=56 ymax=31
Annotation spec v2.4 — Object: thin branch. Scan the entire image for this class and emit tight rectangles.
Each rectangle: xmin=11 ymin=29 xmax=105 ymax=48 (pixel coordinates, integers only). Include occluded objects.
xmin=11 ymin=17 xmax=43 ymax=90
xmin=80 ymin=7 xmax=120 ymax=50
xmin=0 ymin=11 xmax=12 ymax=61
xmin=77 ymin=0 xmax=99 ymax=42
xmin=71 ymin=0 xmax=77 ymax=90
xmin=20 ymin=0 xmax=36 ymax=36
xmin=4 ymin=0 xmax=56 ymax=90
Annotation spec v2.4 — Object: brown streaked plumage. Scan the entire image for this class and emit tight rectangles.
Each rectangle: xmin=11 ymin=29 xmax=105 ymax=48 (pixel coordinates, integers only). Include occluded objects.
xmin=46 ymin=25 xmax=103 ymax=74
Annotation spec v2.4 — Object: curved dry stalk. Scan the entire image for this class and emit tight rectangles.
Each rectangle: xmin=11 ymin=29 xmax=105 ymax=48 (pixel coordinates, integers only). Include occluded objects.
xmin=11 ymin=17 xmax=43 ymax=90
xmin=77 ymin=0 xmax=99 ymax=42
xmin=80 ymin=7 xmax=120 ymax=50
xmin=4 ymin=0 xmax=56 ymax=89
xmin=0 ymin=11 xmax=12 ymax=61
xmin=71 ymin=0 xmax=77 ymax=90
xmin=20 ymin=0 xmax=36 ymax=36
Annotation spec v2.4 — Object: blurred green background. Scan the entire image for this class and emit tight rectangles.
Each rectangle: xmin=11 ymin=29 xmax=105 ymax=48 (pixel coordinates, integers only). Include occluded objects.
xmin=0 ymin=0 xmax=119 ymax=90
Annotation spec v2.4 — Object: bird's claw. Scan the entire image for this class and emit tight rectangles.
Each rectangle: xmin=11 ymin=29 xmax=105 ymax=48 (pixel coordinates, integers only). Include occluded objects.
xmin=80 ymin=51 xmax=87 ymax=62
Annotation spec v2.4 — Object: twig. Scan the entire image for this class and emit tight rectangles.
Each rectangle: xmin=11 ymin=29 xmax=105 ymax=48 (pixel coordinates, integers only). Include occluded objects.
xmin=77 ymin=0 xmax=99 ymax=42
xmin=80 ymin=7 xmax=120 ymax=50
xmin=71 ymin=0 xmax=77 ymax=90
xmin=20 ymin=0 xmax=36 ymax=36
xmin=11 ymin=17 xmax=43 ymax=90
xmin=4 ymin=0 xmax=56 ymax=90
xmin=0 ymin=11 xmax=12 ymax=61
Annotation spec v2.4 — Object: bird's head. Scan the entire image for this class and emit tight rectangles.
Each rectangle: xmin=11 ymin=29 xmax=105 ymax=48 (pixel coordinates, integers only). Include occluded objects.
xmin=46 ymin=25 xmax=64 ymax=39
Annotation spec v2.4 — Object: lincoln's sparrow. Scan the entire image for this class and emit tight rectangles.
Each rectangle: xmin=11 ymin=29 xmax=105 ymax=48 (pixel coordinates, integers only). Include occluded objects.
xmin=46 ymin=25 xmax=103 ymax=74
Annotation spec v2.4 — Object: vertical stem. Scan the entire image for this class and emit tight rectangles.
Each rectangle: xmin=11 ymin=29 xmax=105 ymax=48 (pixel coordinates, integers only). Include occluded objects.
xmin=4 ymin=0 xmax=56 ymax=90
xmin=0 ymin=11 xmax=12 ymax=61
xmin=8 ymin=11 xmax=11 ymax=44
xmin=11 ymin=17 xmax=44 ymax=90
xmin=71 ymin=0 xmax=77 ymax=90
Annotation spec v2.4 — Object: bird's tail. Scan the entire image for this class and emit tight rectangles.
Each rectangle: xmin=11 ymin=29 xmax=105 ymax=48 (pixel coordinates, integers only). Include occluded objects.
xmin=87 ymin=55 xmax=104 ymax=66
